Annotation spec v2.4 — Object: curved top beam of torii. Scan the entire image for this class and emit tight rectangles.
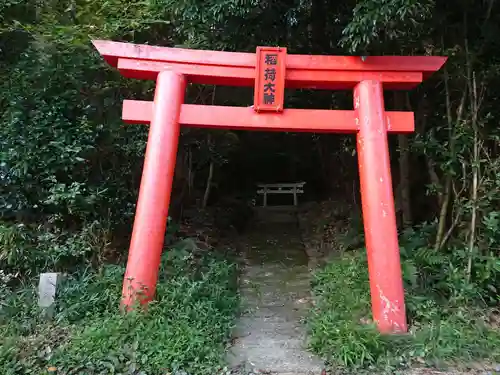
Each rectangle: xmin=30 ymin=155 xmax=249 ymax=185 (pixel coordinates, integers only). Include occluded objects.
xmin=92 ymin=40 xmax=447 ymax=90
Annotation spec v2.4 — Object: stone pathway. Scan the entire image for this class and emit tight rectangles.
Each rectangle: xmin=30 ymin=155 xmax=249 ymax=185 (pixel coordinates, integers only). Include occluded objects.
xmin=227 ymin=222 xmax=324 ymax=375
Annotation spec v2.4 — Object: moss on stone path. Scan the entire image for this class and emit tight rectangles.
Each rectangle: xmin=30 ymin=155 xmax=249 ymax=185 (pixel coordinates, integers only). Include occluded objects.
xmin=227 ymin=222 xmax=324 ymax=374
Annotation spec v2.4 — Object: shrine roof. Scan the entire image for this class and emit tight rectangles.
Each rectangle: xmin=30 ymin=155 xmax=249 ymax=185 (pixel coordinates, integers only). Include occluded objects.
xmin=93 ymin=40 xmax=446 ymax=89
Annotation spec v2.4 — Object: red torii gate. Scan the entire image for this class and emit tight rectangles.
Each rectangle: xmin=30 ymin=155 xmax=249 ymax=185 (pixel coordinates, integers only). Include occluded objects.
xmin=93 ymin=40 xmax=446 ymax=334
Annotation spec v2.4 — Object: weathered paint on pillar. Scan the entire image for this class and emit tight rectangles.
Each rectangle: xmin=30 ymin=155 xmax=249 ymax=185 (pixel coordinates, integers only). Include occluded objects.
xmin=122 ymin=70 xmax=186 ymax=308
xmin=354 ymin=80 xmax=408 ymax=333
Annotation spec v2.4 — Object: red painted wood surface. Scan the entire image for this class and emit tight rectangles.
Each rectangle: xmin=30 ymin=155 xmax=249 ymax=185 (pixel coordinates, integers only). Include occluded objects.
xmin=93 ymin=40 xmax=446 ymax=75
xmin=121 ymin=71 xmax=185 ymax=308
xmin=93 ymin=39 xmax=448 ymax=333
xmin=93 ymin=40 xmax=445 ymax=89
xmin=254 ymin=47 xmax=286 ymax=111
xmin=116 ymin=57 xmax=424 ymax=89
xmin=122 ymin=100 xmax=415 ymax=133
xmin=354 ymin=80 xmax=407 ymax=333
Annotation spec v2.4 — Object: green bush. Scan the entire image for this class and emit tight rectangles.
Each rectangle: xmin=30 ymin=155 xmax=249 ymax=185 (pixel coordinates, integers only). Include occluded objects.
xmin=308 ymin=249 xmax=500 ymax=372
xmin=0 ymin=245 xmax=239 ymax=375
xmin=0 ymin=221 xmax=112 ymax=277
xmin=398 ymin=223 xmax=500 ymax=308
xmin=0 ymin=40 xmax=149 ymax=231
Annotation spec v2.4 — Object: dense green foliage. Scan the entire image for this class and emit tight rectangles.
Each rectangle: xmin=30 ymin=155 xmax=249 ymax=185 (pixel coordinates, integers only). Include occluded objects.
xmin=309 ymin=231 xmax=500 ymax=371
xmin=308 ymin=216 xmax=499 ymax=371
xmin=0 ymin=245 xmax=239 ymax=375
xmin=2 ymin=0 xmax=500 ymax=253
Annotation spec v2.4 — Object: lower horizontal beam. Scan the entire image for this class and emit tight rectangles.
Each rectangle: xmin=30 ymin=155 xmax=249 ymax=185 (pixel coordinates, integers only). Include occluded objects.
xmin=122 ymin=100 xmax=414 ymax=133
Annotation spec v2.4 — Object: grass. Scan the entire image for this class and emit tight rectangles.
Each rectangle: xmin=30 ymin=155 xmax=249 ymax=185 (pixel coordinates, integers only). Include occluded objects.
xmin=0 ymin=245 xmax=239 ymax=375
xmin=307 ymin=251 xmax=500 ymax=373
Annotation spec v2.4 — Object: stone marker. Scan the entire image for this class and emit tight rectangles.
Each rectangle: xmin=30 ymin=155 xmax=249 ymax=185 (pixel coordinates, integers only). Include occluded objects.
xmin=38 ymin=272 xmax=64 ymax=319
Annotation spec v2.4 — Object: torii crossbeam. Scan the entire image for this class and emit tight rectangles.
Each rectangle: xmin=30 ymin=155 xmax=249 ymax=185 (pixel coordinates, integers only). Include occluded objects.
xmin=93 ymin=40 xmax=446 ymax=334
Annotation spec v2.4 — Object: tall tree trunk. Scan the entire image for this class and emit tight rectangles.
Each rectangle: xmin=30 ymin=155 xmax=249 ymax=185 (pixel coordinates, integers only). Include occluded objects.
xmin=466 ymin=43 xmax=480 ymax=281
xmin=188 ymin=148 xmax=194 ymax=198
xmin=202 ymin=133 xmax=214 ymax=209
xmin=467 ymin=125 xmax=479 ymax=280
xmin=202 ymin=161 xmax=214 ymax=209
xmin=394 ymin=92 xmax=412 ymax=226
xmin=311 ymin=0 xmax=327 ymax=53
xmin=397 ymin=134 xmax=412 ymax=227
xmin=434 ymin=176 xmax=451 ymax=251
xmin=434 ymin=62 xmax=467 ymax=251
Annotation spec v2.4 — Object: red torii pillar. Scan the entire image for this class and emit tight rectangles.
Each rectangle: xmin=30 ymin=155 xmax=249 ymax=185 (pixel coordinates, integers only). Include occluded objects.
xmin=93 ymin=40 xmax=446 ymax=333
